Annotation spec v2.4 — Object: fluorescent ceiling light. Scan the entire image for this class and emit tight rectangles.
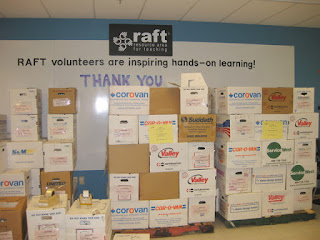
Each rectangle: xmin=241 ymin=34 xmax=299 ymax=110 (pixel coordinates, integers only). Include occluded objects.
xmin=260 ymin=0 xmax=320 ymax=4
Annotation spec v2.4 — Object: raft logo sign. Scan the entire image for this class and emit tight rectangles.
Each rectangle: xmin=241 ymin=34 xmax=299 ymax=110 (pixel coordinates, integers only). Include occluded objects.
xmin=109 ymin=24 xmax=172 ymax=56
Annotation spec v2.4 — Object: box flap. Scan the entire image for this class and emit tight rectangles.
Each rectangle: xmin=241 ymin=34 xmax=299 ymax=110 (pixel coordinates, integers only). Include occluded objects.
xmin=181 ymin=73 xmax=207 ymax=87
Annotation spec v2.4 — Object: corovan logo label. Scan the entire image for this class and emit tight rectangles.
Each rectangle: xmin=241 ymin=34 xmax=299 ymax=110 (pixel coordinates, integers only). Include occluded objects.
xmin=229 ymin=92 xmax=261 ymax=99
xmin=111 ymin=207 xmax=148 ymax=214
xmin=110 ymin=91 xmax=148 ymax=98
xmin=0 ymin=180 xmax=24 ymax=187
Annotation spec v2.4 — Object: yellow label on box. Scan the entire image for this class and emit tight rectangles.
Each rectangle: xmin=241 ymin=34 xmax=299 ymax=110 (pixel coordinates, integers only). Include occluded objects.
xmin=262 ymin=121 xmax=283 ymax=139
xmin=148 ymin=124 xmax=173 ymax=144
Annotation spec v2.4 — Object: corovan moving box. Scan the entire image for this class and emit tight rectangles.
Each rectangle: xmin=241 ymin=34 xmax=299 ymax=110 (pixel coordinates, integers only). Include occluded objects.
xmin=10 ymin=88 xmax=41 ymax=115
xmin=262 ymin=87 xmax=293 ymax=114
xmin=10 ymin=115 xmax=40 ymax=142
xmin=0 ymin=169 xmax=31 ymax=197
xmin=48 ymin=88 xmax=77 ymax=114
xmin=293 ymin=88 xmax=314 ymax=113
xmin=47 ymin=114 xmax=77 ymax=140
xmin=150 ymin=88 xmax=180 ymax=115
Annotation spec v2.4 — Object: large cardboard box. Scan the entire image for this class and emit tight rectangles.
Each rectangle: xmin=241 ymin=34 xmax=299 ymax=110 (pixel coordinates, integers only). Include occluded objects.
xmin=111 ymin=201 xmax=149 ymax=230
xmin=10 ymin=115 xmax=40 ymax=142
xmin=188 ymin=196 xmax=215 ymax=223
xmin=261 ymin=140 xmax=294 ymax=167
xmin=108 ymin=144 xmax=149 ymax=174
xmin=30 ymin=168 xmax=41 ymax=196
xmin=108 ymin=115 xmax=138 ymax=145
xmin=216 ymin=114 xmax=255 ymax=142
xmin=149 ymin=199 xmax=188 ymax=228
xmin=178 ymin=114 xmax=216 ymax=142
xmin=48 ymin=88 xmax=77 ymax=114
xmin=109 ymin=174 xmax=139 ymax=201
xmin=287 ymin=113 xmax=319 ymax=139
xmin=66 ymin=199 xmax=112 ymax=240
xmin=261 ymin=190 xmax=293 ymax=217
xmin=252 ymin=167 xmax=286 ymax=192
xmin=262 ymin=88 xmax=293 ymax=114
xmin=10 ymin=88 xmax=41 ymax=115
xmin=109 ymin=86 xmax=150 ymax=115
xmin=149 ymin=143 xmax=188 ymax=172
xmin=140 ymin=172 xmax=179 ymax=200
xmin=293 ymin=187 xmax=313 ymax=211
xmin=47 ymin=114 xmax=77 ymax=140
xmin=286 ymin=163 xmax=317 ymax=189
xmin=188 ymin=142 xmax=214 ymax=170
xmin=27 ymin=194 xmax=68 ymax=240
xmin=293 ymin=88 xmax=314 ymax=113
xmin=150 ymin=88 xmax=180 ymax=115
xmin=294 ymin=139 xmax=316 ymax=164
xmin=0 ymin=143 xmax=7 ymax=173
xmin=0 ymin=115 xmax=7 ymax=140
xmin=0 ymin=196 xmax=27 ymax=240
xmin=0 ymin=169 xmax=30 ymax=197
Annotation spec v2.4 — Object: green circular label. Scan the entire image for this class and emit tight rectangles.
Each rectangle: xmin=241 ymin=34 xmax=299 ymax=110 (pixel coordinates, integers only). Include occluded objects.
xmin=291 ymin=165 xmax=305 ymax=181
xmin=267 ymin=142 xmax=282 ymax=159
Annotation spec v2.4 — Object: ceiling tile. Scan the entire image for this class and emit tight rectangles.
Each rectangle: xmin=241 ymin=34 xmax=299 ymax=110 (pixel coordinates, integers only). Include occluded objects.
xmin=95 ymin=0 xmax=145 ymax=19
xmin=295 ymin=14 xmax=320 ymax=28
xmin=42 ymin=0 xmax=94 ymax=18
xmin=222 ymin=0 xmax=294 ymax=24
xmin=0 ymin=0 xmax=48 ymax=18
xmin=182 ymin=0 xmax=250 ymax=22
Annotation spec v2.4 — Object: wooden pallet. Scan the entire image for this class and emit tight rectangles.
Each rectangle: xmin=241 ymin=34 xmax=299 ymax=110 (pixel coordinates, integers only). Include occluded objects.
xmin=113 ymin=222 xmax=214 ymax=238
xmin=219 ymin=209 xmax=316 ymax=228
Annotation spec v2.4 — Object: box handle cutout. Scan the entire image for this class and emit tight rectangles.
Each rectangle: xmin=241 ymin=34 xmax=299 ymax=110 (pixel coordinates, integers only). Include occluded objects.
xmin=199 ymin=201 xmax=206 ymax=204
xmin=240 ymin=119 xmax=247 ymax=122
xmin=57 ymin=119 xmax=64 ymax=122
xmin=21 ymin=120 xmax=28 ymax=122
xmin=302 ymin=143 xmax=309 ymax=146
xmin=301 ymin=92 xmax=307 ymax=96
xmin=0 ymin=219 xmax=7 ymax=223
xmin=300 ymin=192 xmax=306 ymax=195
xmin=19 ymin=93 xmax=27 ymax=96
xmin=235 ymin=171 xmax=242 ymax=175
xmin=198 ymin=147 xmax=206 ymax=150
xmin=190 ymin=92 xmax=198 ymax=95
xmin=120 ymin=120 xmax=128 ymax=124
xmin=41 ymin=216 xmax=52 ymax=220
xmin=54 ymin=149 xmax=62 ymax=152
xmin=120 ymin=179 xmax=129 ymax=182
xmin=52 ymin=178 xmax=61 ymax=182
xmin=58 ymin=93 xmax=65 ymax=95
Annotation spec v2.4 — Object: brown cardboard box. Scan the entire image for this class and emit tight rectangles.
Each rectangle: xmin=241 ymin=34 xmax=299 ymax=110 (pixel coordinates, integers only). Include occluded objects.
xmin=40 ymin=170 xmax=73 ymax=200
xmin=140 ymin=172 xmax=179 ymax=200
xmin=0 ymin=197 xmax=27 ymax=240
xmin=108 ymin=144 xmax=149 ymax=173
xmin=48 ymin=88 xmax=77 ymax=114
xmin=178 ymin=114 xmax=216 ymax=142
xmin=150 ymin=88 xmax=180 ymax=114
xmin=262 ymin=88 xmax=293 ymax=114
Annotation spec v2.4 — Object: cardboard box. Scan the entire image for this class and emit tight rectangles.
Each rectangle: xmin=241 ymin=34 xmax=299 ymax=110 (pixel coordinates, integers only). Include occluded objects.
xmin=27 ymin=194 xmax=68 ymax=240
xmin=0 ymin=114 xmax=7 ymax=140
xmin=217 ymin=87 xmax=262 ymax=114
xmin=149 ymin=143 xmax=188 ymax=172
xmin=111 ymin=201 xmax=149 ymax=230
xmin=293 ymin=88 xmax=314 ymax=113
xmin=293 ymin=187 xmax=313 ymax=211
xmin=43 ymin=140 xmax=76 ymax=172
xmin=149 ymin=199 xmax=188 ymax=228
xmin=252 ymin=167 xmax=286 ymax=192
xmin=150 ymin=88 xmax=180 ymax=115
xmin=178 ymin=114 xmax=216 ymax=142
xmin=216 ymin=141 xmax=261 ymax=168
xmin=216 ymin=164 xmax=252 ymax=195
xmin=180 ymin=86 xmax=211 ymax=114
xmin=188 ymin=142 xmax=214 ymax=170
xmin=109 ymin=174 xmax=139 ymax=201
xmin=47 ymin=114 xmax=77 ymax=140
xmin=10 ymin=88 xmax=41 ymax=115
xmin=180 ymin=169 xmax=216 ymax=198
xmin=0 ymin=169 xmax=30 ymax=197
xmin=211 ymin=88 xmax=218 ymax=114
xmin=188 ymin=196 xmax=215 ymax=223
xmin=114 ymin=234 xmax=150 ymax=240
xmin=262 ymin=88 xmax=293 ymax=114
xmin=262 ymin=190 xmax=293 ymax=217
xmin=216 ymin=114 xmax=255 ymax=142
xmin=109 ymin=86 xmax=150 ymax=115
xmin=286 ymin=163 xmax=317 ymax=189
xmin=219 ymin=192 xmax=262 ymax=221
xmin=10 ymin=115 xmax=40 ymax=142
xmin=254 ymin=114 xmax=289 ymax=141
xmin=261 ymin=140 xmax=294 ymax=167
xmin=0 ymin=143 xmax=7 ymax=173
xmin=140 ymin=172 xmax=179 ymax=200
xmin=287 ymin=113 xmax=319 ymax=139
xmin=0 ymin=196 xmax=27 ymax=240
xmin=294 ymin=139 xmax=316 ymax=164
xmin=66 ymin=199 xmax=112 ymax=240
xmin=40 ymin=170 xmax=73 ymax=200
xmin=6 ymin=141 xmax=43 ymax=169
xmin=30 ymin=169 xmax=41 ymax=196
xmin=107 ymin=144 xmax=149 ymax=174
xmin=108 ymin=115 xmax=138 ymax=145
xmin=139 ymin=115 xmax=178 ymax=144
xmin=48 ymin=88 xmax=77 ymax=114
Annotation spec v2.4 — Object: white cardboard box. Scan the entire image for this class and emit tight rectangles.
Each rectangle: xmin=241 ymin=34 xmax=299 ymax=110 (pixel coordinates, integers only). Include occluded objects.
xmin=109 ymin=86 xmax=150 ymax=115
xmin=254 ymin=114 xmax=289 ymax=141
xmin=217 ymin=87 xmax=262 ymax=114
xmin=109 ymin=174 xmax=139 ymax=201
xmin=188 ymin=142 xmax=214 ymax=170
xmin=294 ymin=139 xmax=316 ymax=164
xmin=150 ymin=143 xmax=188 ymax=172
xmin=0 ymin=115 xmax=7 ymax=140
xmin=293 ymin=187 xmax=313 ymax=211
xmin=286 ymin=163 xmax=317 ymax=189
xmin=30 ymin=168 xmax=41 ymax=196
xmin=7 ymin=141 xmax=44 ymax=169
xmin=149 ymin=199 xmax=188 ymax=228
xmin=180 ymin=86 xmax=211 ymax=114
xmin=10 ymin=88 xmax=41 ymax=115
xmin=180 ymin=169 xmax=216 ymax=198
xmin=261 ymin=190 xmax=293 ymax=217
xmin=293 ymin=88 xmax=314 ymax=113
xmin=188 ymin=196 xmax=215 ymax=223
xmin=27 ymin=194 xmax=68 ymax=240
xmin=219 ymin=192 xmax=262 ymax=221
xmin=66 ymin=199 xmax=112 ymax=240
xmin=47 ymin=114 xmax=77 ymax=140
xmin=215 ymin=141 xmax=261 ymax=168
xmin=252 ymin=167 xmax=286 ymax=192
xmin=114 ymin=234 xmax=150 ymax=240
xmin=211 ymin=88 xmax=218 ymax=114
xmin=0 ymin=143 xmax=7 ymax=173
xmin=111 ymin=201 xmax=149 ymax=230
xmin=261 ymin=140 xmax=294 ymax=167
xmin=10 ymin=115 xmax=40 ymax=141
xmin=216 ymin=114 xmax=255 ymax=142
xmin=139 ymin=115 xmax=178 ymax=144
xmin=43 ymin=140 xmax=76 ymax=172
xmin=287 ymin=113 xmax=319 ymax=139
xmin=108 ymin=115 xmax=138 ymax=145
xmin=0 ymin=168 xmax=30 ymax=197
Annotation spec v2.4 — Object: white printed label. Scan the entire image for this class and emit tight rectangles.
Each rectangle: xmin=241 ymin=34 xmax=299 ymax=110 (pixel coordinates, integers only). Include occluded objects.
xmin=49 ymin=156 xmax=68 ymax=165
xmin=230 ymin=202 xmax=259 ymax=213
xmin=14 ymin=102 xmax=32 ymax=113
xmin=186 ymin=98 xmax=203 ymax=107
xmin=77 ymin=232 xmax=104 ymax=240
xmin=35 ymin=228 xmax=59 ymax=240
xmin=114 ymin=185 xmax=134 ymax=201
xmin=193 ymin=153 xmax=210 ymax=168
xmin=191 ymin=205 xmax=209 ymax=216
xmin=255 ymin=174 xmax=283 ymax=184
xmin=15 ymin=128 xmax=32 ymax=137
xmin=0 ymin=231 xmax=13 ymax=240
xmin=50 ymin=127 xmax=67 ymax=135
xmin=113 ymin=129 xmax=132 ymax=138
xmin=229 ymin=177 xmax=250 ymax=192
xmin=53 ymin=98 xmax=70 ymax=107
